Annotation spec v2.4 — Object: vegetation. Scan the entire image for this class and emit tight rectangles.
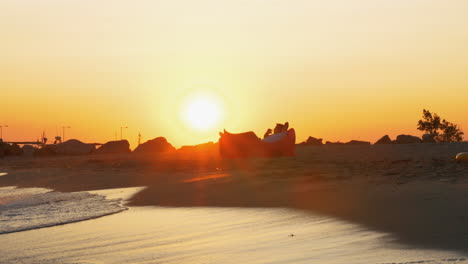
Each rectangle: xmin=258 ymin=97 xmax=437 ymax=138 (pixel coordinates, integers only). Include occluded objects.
xmin=417 ymin=109 xmax=464 ymax=142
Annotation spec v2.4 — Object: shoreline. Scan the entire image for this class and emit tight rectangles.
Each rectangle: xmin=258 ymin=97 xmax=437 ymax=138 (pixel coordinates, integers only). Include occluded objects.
xmin=0 ymin=186 xmax=144 ymax=235
xmin=0 ymin=143 xmax=468 ymax=254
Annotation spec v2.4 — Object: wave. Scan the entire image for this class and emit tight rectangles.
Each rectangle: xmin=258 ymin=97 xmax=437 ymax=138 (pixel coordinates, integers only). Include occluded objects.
xmin=0 ymin=187 xmax=126 ymax=234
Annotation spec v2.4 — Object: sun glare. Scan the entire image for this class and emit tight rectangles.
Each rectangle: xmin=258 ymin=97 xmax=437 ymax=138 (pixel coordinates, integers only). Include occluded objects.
xmin=182 ymin=95 xmax=223 ymax=131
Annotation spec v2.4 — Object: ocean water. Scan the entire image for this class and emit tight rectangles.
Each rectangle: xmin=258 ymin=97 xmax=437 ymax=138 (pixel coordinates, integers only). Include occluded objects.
xmin=0 ymin=186 xmax=127 ymax=234
xmin=0 ymin=187 xmax=467 ymax=264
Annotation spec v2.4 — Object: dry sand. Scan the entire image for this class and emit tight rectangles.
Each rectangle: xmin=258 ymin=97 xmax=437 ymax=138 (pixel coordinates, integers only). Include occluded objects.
xmin=1 ymin=142 xmax=468 ymax=260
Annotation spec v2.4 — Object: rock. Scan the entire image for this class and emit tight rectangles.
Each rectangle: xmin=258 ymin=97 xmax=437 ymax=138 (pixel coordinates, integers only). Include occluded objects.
xmin=346 ymin=140 xmax=371 ymax=145
xmin=22 ymin=145 xmax=35 ymax=156
xmin=4 ymin=143 xmax=23 ymax=156
xmin=422 ymin=134 xmax=436 ymax=143
xmin=178 ymin=142 xmax=218 ymax=152
xmin=325 ymin=141 xmax=345 ymax=145
xmin=0 ymin=140 xmax=5 ymax=158
xmin=34 ymin=145 xmax=57 ymax=156
xmin=303 ymin=136 xmax=323 ymax=146
xmin=133 ymin=137 xmax=175 ymax=154
xmin=374 ymin=135 xmax=392 ymax=144
xmin=394 ymin=135 xmax=421 ymax=144
xmin=96 ymin=140 xmax=131 ymax=154
xmin=55 ymin=139 xmax=95 ymax=155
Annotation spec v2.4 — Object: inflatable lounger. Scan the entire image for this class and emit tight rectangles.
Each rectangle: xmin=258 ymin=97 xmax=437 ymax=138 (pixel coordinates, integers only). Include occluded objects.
xmin=218 ymin=129 xmax=296 ymax=158
xmin=456 ymin=152 xmax=468 ymax=162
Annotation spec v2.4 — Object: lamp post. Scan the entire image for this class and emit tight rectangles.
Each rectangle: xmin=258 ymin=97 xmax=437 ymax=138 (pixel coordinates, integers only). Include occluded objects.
xmin=62 ymin=126 xmax=71 ymax=142
xmin=0 ymin=125 xmax=8 ymax=141
xmin=120 ymin=126 xmax=128 ymax=140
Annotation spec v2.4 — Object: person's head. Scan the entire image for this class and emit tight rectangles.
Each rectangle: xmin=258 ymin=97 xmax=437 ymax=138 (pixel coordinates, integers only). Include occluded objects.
xmin=274 ymin=123 xmax=284 ymax=134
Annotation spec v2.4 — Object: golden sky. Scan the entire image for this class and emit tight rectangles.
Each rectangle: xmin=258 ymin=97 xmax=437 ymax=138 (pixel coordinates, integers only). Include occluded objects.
xmin=1 ymin=0 xmax=468 ymax=147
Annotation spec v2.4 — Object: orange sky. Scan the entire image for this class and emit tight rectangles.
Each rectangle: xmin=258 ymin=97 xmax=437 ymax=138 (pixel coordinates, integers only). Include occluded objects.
xmin=1 ymin=0 xmax=468 ymax=148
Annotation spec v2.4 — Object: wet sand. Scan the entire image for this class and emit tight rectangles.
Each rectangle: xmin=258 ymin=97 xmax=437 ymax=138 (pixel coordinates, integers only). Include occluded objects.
xmin=1 ymin=143 xmax=468 ymax=256
xmin=1 ymin=187 xmax=468 ymax=264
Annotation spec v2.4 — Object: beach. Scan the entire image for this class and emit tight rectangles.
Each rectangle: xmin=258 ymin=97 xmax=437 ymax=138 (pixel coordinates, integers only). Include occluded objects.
xmin=1 ymin=143 xmax=468 ymax=263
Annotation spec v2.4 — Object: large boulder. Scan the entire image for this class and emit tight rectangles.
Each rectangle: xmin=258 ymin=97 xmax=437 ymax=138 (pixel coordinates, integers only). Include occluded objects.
xmin=374 ymin=135 xmax=392 ymax=144
xmin=325 ymin=141 xmax=345 ymax=145
xmin=304 ymin=136 xmax=323 ymax=146
xmin=55 ymin=139 xmax=95 ymax=155
xmin=346 ymin=140 xmax=371 ymax=145
xmin=422 ymin=133 xmax=436 ymax=143
xmin=96 ymin=140 xmax=131 ymax=154
xmin=178 ymin=142 xmax=218 ymax=152
xmin=22 ymin=145 xmax=36 ymax=156
xmin=4 ymin=143 xmax=23 ymax=156
xmin=133 ymin=137 xmax=175 ymax=154
xmin=394 ymin=135 xmax=421 ymax=144
xmin=0 ymin=140 xmax=5 ymax=158
xmin=34 ymin=144 xmax=58 ymax=156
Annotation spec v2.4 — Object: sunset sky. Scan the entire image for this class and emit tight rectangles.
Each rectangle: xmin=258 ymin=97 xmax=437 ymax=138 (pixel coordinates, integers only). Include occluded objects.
xmin=2 ymin=0 xmax=468 ymax=148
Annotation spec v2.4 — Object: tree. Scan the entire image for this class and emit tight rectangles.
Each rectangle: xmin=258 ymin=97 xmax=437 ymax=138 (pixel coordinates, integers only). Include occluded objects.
xmin=417 ymin=109 xmax=464 ymax=142
xmin=417 ymin=109 xmax=441 ymax=136
xmin=438 ymin=119 xmax=464 ymax=142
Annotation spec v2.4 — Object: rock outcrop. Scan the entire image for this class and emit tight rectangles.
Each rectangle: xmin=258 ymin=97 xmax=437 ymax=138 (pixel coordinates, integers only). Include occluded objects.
xmin=422 ymin=134 xmax=436 ymax=143
xmin=394 ymin=135 xmax=421 ymax=144
xmin=133 ymin=137 xmax=175 ymax=154
xmin=96 ymin=140 xmax=131 ymax=154
xmin=374 ymin=135 xmax=392 ymax=144
xmin=325 ymin=141 xmax=345 ymax=145
xmin=22 ymin=145 xmax=35 ymax=156
xmin=4 ymin=143 xmax=23 ymax=156
xmin=55 ymin=139 xmax=95 ymax=155
xmin=346 ymin=140 xmax=371 ymax=145
xmin=302 ymin=136 xmax=323 ymax=146
xmin=178 ymin=142 xmax=218 ymax=152
xmin=34 ymin=145 xmax=57 ymax=156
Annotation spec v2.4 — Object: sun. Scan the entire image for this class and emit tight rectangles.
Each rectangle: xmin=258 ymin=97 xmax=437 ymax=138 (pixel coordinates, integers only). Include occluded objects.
xmin=182 ymin=94 xmax=223 ymax=131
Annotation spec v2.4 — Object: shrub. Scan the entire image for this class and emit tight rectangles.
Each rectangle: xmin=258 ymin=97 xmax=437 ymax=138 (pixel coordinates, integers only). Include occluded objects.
xmin=417 ymin=109 xmax=464 ymax=142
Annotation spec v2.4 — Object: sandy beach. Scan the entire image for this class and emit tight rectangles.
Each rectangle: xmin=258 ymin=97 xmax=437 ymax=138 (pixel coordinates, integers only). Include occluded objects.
xmin=1 ymin=143 xmax=468 ymax=263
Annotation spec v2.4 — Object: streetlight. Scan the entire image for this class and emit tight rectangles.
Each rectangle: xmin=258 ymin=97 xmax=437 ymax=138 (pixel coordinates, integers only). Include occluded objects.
xmin=62 ymin=126 xmax=71 ymax=142
xmin=120 ymin=126 xmax=128 ymax=140
xmin=0 ymin=125 xmax=8 ymax=141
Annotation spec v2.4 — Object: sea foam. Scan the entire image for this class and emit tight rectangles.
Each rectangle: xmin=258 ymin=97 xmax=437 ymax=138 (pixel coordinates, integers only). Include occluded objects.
xmin=0 ymin=187 xmax=126 ymax=234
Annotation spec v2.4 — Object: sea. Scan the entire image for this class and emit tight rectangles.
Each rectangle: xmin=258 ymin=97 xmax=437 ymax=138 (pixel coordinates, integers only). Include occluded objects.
xmin=0 ymin=179 xmax=467 ymax=263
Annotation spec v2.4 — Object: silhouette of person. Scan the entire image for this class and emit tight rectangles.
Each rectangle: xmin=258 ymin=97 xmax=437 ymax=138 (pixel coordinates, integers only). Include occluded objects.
xmin=264 ymin=128 xmax=272 ymax=139
xmin=273 ymin=123 xmax=284 ymax=134
xmin=282 ymin=122 xmax=289 ymax=132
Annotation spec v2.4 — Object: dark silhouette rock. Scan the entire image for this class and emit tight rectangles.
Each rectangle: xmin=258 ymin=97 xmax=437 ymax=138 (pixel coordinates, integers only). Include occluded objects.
xmin=96 ymin=140 xmax=131 ymax=154
xmin=304 ymin=136 xmax=323 ymax=146
xmin=375 ymin=135 xmax=392 ymax=144
xmin=34 ymin=145 xmax=57 ymax=156
xmin=323 ymin=140 xmax=370 ymax=146
xmin=219 ymin=129 xmax=295 ymax=158
xmin=394 ymin=135 xmax=421 ymax=144
xmin=55 ymin=139 xmax=95 ymax=155
xmin=22 ymin=145 xmax=35 ymax=156
xmin=325 ymin=141 xmax=345 ymax=145
xmin=178 ymin=142 xmax=218 ymax=153
xmin=4 ymin=143 xmax=23 ymax=156
xmin=0 ymin=140 xmax=5 ymax=158
xmin=422 ymin=133 xmax=436 ymax=143
xmin=346 ymin=140 xmax=371 ymax=145
xmin=133 ymin=137 xmax=175 ymax=154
